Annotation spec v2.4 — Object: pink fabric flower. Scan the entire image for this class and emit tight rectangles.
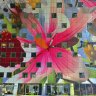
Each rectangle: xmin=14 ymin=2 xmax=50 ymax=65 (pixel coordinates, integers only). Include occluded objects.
xmin=10 ymin=1 xmax=96 ymax=83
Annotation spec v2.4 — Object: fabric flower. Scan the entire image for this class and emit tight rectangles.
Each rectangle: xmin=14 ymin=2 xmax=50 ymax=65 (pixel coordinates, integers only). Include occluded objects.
xmin=0 ymin=31 xmax=24 ymax=67
xmin=9 ymin=0 xmax=96 ymax=83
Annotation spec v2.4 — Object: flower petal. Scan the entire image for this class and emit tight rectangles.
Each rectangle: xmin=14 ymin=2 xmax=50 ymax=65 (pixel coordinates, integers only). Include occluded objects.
xmin=51 ymin=10 xmax=96 ymax=46
xmin=17 ymin=50 xmax=52 ymax=83
xmin=54 ymin=37 xmax=79 ymax=48
xmin=80 ymin=0 xmax=96 ymax=8
xmin=20 ymin=12 xmax=48 ymax=49
xmin=20 ymin=13 xmax=45 ymax=38
xmin=49 ymin=47 xmax=88 ymax=82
